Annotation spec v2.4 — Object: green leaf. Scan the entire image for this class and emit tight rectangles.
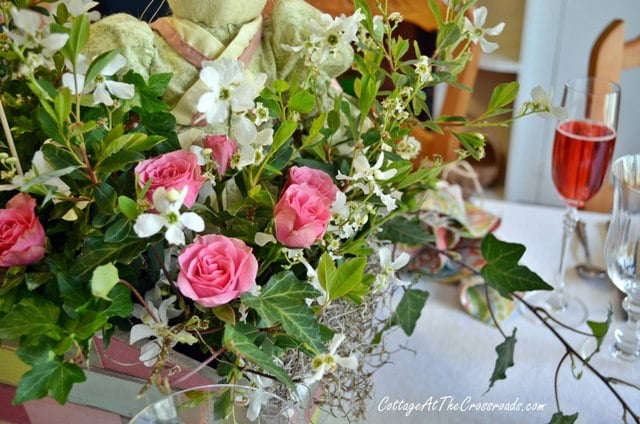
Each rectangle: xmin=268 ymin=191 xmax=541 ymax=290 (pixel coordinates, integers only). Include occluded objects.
xmin=20 ymin=166 xmax=78 ymax=192
xmin=487 ymin=82 xmax=520 ymax=113
xmin=37 ymin=107 xmax=64 ymax=143
xmin=395 ymin=289 xmax=430 ymax=336
xmin=104 ymin=284 xmax=133 ymax=318
xmin=104 ymin=218 xmax=132 ymax=243
xmin=271 ymin=120 xmax=297 ymax=152
xmin=95 ymin=150 xmax=144 ymax=173
xmin=241 ymin=271 xmax=326 ymax=353
xmin=14 ymin=359 xmax=86 ymax=404
xmin=487 ymin=328 xmax=517 ymax=392
xmin=272 ymin=80 xmax=289 ymax=93
xmin=379 ymin=217 xmax=434 ymax=245
xmin=289 ymin=91 xmax=315 ymax=114
xmin=118 ymin=196 xmax=140 ymax=220
xmin=54 ymin=88 xmax=72 ymax=126
xmin=329 ymin=258 xmax=367 ymax=300
xmin=71 ymin=236 xmax=150 ymax=279
xmin=61 ymin=14 xmax=89 ymax=61
xmin=585 ymin=308 xmax=613 ymax=358
xmin=317 ymin=253 xmax=337 ymax=292
xmin=212 ymin=304 xmax=236 ymax=325
xmin=437 ymin=22 xmax=461 ymax=50
xmin=0 ymin=297 xmax=60 ymax=340
xmin=94 ymin=183 xmax=117 ymax=214
xmin=452 ymin=132 xmax=486 ymax=161
xmin=101 ymin=133 xmax=148 ymax=159
xmin=223 ymin=324 xmax=295 ymax=390
xmin=85 ymin=50 xmax=120 ymax=90
xmin=549 ymin=412 xmax=579 ymax=424
xmin=480 ymin=234 xmax=553 ymax=298
xmin=91 ymin=263 xmax=120 ymax=300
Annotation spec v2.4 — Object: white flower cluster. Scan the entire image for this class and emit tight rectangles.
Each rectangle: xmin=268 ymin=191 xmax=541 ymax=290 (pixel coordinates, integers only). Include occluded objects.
xmin=129 ymin=287 xmax=197 ymax=367
xmin=396 ymin=135 xmax=422 ymax=160
xmin=464 ymin=6 xmax=505 ymax=54
xmin=62 ymin=54 xmax=135 ymax=106
xmin=337 ymin=152 xmax=400 ymax=212
xmin=304 ymin=334 xmax=358 ymax=384
xmin=196 ymin=58 xmax=272 ymax=170
xmin=381 ymin=95 xmax=409 ymax=123
xmin=282 ymin=10 xmax=365 ymax=67
xmin=326 ymin=192 xmax=374 ymax=241
xmin=415 ymin=55 xmax=434 ymax=84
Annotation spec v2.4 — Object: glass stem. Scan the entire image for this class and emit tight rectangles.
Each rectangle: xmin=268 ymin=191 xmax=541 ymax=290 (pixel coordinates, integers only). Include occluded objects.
xmin=548 ymin=207 xmax=578 ymax=310
xmin=614 ymin=286 xmax=640 ymax=360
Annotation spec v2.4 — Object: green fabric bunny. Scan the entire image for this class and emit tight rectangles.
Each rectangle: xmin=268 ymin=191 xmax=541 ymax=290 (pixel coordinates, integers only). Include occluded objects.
xmin=84 ymin=0 xmax=354 ymax=127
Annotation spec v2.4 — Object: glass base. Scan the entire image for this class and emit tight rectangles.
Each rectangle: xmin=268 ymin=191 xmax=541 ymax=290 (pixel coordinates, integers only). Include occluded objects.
xmin=518 ymin=291 xmax=587 ymax=328
xmin=581 ymin=332 xmax=640 ymax=363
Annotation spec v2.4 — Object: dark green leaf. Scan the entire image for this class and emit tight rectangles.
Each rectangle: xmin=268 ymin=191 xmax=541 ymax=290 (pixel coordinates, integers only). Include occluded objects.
xmin=549 ymin=412 xmax=579 ymax=424
xmin=395 ymin=289 xmax=430 ymax=336
xmin=0 ymin=297 xmax=60 ymax=340
xmin=585 ymin=308 xmax=613 ymax=358
xmin=379 ymin=217 xmax=434 ymax=245
xmin=14 ymin=359 xmax=86 ymax=404
xmin=223 ymin=324 xmax=295 ymax=390
xmin=94 ymin=183 xmax=117 ymax=214
xmin=480 ymin=234 xmax=553 ymax=298
xmin=70 ymin=236 xmax=150 ymax=279
xmin=487 ymin=328 xmax=517 ymax=392
xmin=96 ymin=150 xmax=144 ymax=173
xmin=241 ymin=271 xmax=325 ymax=353
xmin=104 ymin=284 xmax=133 ymax=318
xmin=104 ymin=218 xmax=132 ymax=243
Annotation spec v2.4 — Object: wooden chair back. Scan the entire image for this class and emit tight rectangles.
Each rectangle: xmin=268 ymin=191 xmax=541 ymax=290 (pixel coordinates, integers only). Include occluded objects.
xmin=584 ymin=20 xmax=640 ymax=212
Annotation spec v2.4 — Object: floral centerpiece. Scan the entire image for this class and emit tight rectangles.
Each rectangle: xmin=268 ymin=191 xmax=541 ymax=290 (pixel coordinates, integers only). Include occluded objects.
xmin=1 ymin=0 xmax=623 ymax=423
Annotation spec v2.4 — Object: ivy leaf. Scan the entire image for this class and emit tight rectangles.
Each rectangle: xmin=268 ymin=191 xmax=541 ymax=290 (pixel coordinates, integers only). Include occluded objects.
xmin=13 ymin=359 xmax=86 ymax=405
xmin=223 ymin=324 xmax=295 ymax=391
xmin=103 ymin=283 xmax=133 ymax=318
xmin=70 ymin=236 xmax=151 ymax=279
xmin=395 ymin=289 xmax=430 ymax=336
xmin=549 ymin=412 xmax=579 ymax=424
xmin=585 ymin=308 xmax=613 ymax=359
xmin=91 ymin=263 xmax=119 ymax=300
xmin=480 ymin=234 xmax=553 ymax=298
xmin=0 ymin=297 xmax=61 ymax=340
xmin=379 ymin=217 xmax=434 ymax=245
xmin=486 ymin=328 xmax=517 ymax=392
xmin=241 ymin=271 xmax=326 ymax=353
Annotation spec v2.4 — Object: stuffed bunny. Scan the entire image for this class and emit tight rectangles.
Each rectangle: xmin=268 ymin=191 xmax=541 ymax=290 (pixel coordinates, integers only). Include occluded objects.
xmin=84 ymin=0 xmax=354 ymax=127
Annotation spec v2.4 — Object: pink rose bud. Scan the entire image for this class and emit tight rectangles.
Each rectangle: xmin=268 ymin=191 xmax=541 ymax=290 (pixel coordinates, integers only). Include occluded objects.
xmin=0 ymin=193 xmax=46 ymax=267
xmin=203 ymin=135 xmax=238 ymax=175
xmin=177 ymin=235 xmax=258 ymax=307
xmin=288 ymin=166 xmax=339 ymax=205
xmin=274 ymin=184 xmax=332 ymax=248
xmin=135 ymin=150 xmax=206 ymax=208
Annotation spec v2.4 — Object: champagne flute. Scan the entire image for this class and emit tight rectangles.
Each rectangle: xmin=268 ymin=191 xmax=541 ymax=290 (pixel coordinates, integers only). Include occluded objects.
xmin=525 ymin=77 xmax=620 ymax=327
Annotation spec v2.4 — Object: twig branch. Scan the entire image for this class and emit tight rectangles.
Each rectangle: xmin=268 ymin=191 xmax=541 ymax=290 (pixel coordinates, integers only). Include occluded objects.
xmin=172 ymin=347 xmax=226 ymax=385
xmin=554 ymin=351 xmax=570 ymax=412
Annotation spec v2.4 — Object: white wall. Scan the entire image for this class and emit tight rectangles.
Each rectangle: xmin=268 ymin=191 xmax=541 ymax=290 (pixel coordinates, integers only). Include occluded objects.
xmin=505 ymin=0 xmax=640 ymax=206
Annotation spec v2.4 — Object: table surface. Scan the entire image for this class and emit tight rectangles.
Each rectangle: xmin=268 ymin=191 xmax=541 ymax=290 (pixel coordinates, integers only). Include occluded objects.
xmin=344 ymin=199 xmax=640 ymax=424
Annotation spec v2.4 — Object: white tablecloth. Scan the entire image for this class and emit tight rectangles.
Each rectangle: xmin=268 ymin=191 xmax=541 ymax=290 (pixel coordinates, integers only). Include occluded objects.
xmin=336 ymin=200 xmax=640 ymax=423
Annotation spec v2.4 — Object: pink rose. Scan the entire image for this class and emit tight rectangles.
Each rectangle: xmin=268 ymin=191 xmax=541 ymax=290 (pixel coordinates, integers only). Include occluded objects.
xmin=204 ymin=135 xmax=237 ymax=175
xmin=274 ymin=184 xmax=331 ymax=248
xmin=135 ymin=150 xmax=205 ymax=208
xmin=288 ymin=166 xmax=339 ymax=205
xmin=177 ymin=234 xmax=258 ymax=307
xmin=0 ymin=193 xmax=46 ymax=267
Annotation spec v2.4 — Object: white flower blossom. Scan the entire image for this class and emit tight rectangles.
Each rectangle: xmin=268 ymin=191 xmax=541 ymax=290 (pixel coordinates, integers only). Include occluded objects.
xmin=464 ymin=6 xmax=504 ymax=54
xmin=53 ymin=0 xmax=101 ymax=21
xmin=134 ymin=187 xmax=205 ymax=246
xmin=282 ymin=10 xmax=364 ymax=66
xmin=396 ymin=135 xmax=422 ymax=160
xmin=5 ymin=7 xmax=69 ymax=59
xmin=304 ymin=334 xmax=358 ymax=384
xmin=375 ymin=247 xmax=410 ymax=288
xmin=337 ymin=153 xmax=399 ymax=211
xmin=527 ymin=86 xmax=569 ymax=121
xmin=230 ymin=116 xmax=274 ymax=170
xmin=388 ymin=12 xmax=403 ymax=23
xmin=197 ymin=58 xmax=266 ymax=125
xmin=245 ymin=373 xmax=274 ymax=422
xmin=62 ymin=54 xmax=135 ymax=106
xmin=130 ymin=288 xmax=197 ymax=367
xmin=253 ymin=102 xmax=270 ymax=126
xmin=415 ymin=55 xmax=434 ymax=84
